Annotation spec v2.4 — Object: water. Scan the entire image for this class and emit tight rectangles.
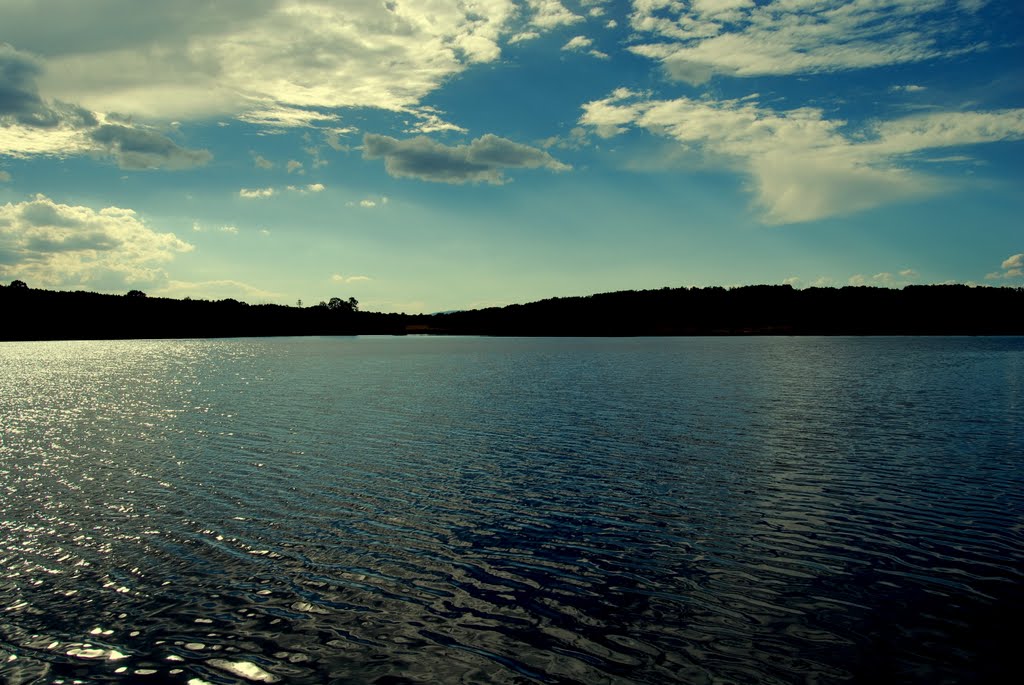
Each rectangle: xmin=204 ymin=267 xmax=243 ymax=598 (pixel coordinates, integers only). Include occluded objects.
xmin=0 ymin=336 xmax=1021 ymax=684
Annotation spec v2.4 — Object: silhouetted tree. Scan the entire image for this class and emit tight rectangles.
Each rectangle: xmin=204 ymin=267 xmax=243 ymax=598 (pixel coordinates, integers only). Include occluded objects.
xmin=10 ymin=279 xmax=27 ymax=289
xmin=328 ymin=296 xmax=354 ymax=312
xmin=126 ymin=290 xmax=147 ymax=298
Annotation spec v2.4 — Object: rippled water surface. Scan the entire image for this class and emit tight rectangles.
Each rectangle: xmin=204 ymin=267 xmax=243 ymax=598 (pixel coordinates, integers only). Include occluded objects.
xmin=1 ymin=336 xmax=1022 ymax=684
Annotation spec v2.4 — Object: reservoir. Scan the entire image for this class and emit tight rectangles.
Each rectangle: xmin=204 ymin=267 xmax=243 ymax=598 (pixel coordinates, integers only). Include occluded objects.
xmin=1 ymin=336 xmax=1021 ymax=683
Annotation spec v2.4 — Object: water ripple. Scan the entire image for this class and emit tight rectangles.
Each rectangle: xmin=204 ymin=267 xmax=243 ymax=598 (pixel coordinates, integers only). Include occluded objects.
xmin=1 ymin=337 xmax=1021 ymax=683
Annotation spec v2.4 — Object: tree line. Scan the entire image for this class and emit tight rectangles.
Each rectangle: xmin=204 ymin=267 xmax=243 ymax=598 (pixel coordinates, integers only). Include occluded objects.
xmin=2 ymin=281 xmax=1022 ymax=340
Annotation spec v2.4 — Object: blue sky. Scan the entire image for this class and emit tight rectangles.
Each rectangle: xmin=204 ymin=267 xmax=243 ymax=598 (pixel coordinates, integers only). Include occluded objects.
xmin=1 ymin=0 xmax=1022 ymax=312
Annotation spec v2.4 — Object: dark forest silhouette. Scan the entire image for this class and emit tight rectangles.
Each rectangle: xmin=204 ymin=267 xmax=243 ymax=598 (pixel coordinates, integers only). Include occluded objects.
xmin=2 ymin=281 xmax=1022 ymax=340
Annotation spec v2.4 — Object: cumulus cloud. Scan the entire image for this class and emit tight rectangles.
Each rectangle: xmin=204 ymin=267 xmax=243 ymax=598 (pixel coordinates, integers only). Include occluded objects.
xmin=525 ymin=1 xmax=583 ymax=30
xmin=986 ymin=253 xmax=1024 ymax=280
xmin=252 ymin=154 xmax=274 ymax=169
xmin=286 ymin=160 xmax=304 ymax=174
xmin=628 ymin=0 xmax=992 ymax=84
xmin=363 ymin=133 xmax=570 ymax=184
xmin=239 ymin=187 xmax=275 ymax=199
xmin=0 ymin=194 xmax=193 ymax=290
xmin=220 ymin=225 xmax=239 ymax=235
xmin=579 ymin=90 xmax=1024 ymax=223
xmin=21 ymin=1 xmax=519 ymax=127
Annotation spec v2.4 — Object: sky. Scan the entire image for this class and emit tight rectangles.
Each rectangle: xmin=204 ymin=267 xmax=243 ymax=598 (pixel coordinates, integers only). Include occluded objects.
xmin=1 ymin=0 xmax=1022 ymax=313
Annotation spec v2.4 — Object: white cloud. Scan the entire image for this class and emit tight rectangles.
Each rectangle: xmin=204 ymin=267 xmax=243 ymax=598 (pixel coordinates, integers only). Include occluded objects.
xmin=0 ymin=194 xmax=193 ymax=290
xmin=286 ymin=160 xmax=304 ymax=174
xmin=509 ymin=31 xmax=541 ymax=44
xmin=563 ymin=36 xmax=594 ymax=51
xmin=890 ymin=84 xmax=927 ymax=93
xmin=236 ymin=106 xmax=341 ymax=131
xmin=847 ymin=270 xmax=920 ymax=287
xmin=986 ymin=253 xmax=1024 ymax=280
xmin=239 ymin=187 xmax=275 ymax=199
xmin=579 ymin=90 xmax=1024 ymax=223
xmin=347 ymin=195 xmax=388 ymax=208
xmin=331 ymin=273 xmax=372 ymax=284
xmin=20 ymin=0 xmax=520 ymax=127
xmin=560 ymin=35 xmax=609 ymax=58
xmin=525 ymin=1 xmax=583 ymax=30
xmin=1002 ymin=254 xmax=1023 ymax=270
xmin=363 ymin=133 xmax=570 ymax=184
xmin=252 ymin=154 xmax=274 ymax=169
xmin=628 ymin=0 xmax=991 ymax=83
xmin=285 ymin=184 xmax=326 ymax=195
xmin=220 ymin=225 xmax=239 ymax=235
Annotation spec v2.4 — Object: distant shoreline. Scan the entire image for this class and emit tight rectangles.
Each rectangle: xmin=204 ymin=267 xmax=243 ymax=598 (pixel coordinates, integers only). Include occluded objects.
xmin=3 ymin=283 xmax=1023 ymax=341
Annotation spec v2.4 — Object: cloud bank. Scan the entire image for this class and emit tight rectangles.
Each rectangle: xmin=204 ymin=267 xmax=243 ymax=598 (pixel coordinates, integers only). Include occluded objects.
xmin=1 ymin=44 xmax=211 ymax=168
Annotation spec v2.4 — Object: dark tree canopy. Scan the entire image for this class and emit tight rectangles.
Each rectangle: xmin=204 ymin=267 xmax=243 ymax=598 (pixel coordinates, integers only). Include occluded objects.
xmin=9 ymin=280 xmax=28 ymax=289
xmin=126 ymin=290 xmax=147 ymax=298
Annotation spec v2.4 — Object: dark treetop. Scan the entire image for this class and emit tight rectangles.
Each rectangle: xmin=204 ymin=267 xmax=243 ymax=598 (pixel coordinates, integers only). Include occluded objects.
xmin=2 ymin=282 xmax=1022 ymax=340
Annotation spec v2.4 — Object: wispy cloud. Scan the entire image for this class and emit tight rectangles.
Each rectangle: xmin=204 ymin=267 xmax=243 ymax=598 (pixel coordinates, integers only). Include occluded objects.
xmin=252 ymin=153 xmax=273 ymax=169
xmin=580 ymin=90 xmax=1024 ymax=223
xmin=848 ymin=271 xmax=920 ymax=287
xmin=239 ymin=187 xmax=275 ymax=199
xmin=285 ymin=183 xmax=326 ymax=195
xmin=331 ymin=273 xmax=372 ymax=284
xmin=157 ymin=279 xmax=280 ymax=302
xmin=561 ymin=35 xmax=609 ymax=59
xmin=628 ymin=0 xmax=992 ymax=84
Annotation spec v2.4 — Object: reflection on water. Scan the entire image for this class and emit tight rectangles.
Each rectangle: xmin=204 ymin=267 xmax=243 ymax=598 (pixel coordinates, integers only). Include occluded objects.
xmin=0 ymin=336 xmax=1021 ymax=684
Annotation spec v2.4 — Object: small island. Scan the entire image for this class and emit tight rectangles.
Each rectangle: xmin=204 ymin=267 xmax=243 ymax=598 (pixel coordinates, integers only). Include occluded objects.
xmin=2 ymin=280 xmax=1022 ymax=340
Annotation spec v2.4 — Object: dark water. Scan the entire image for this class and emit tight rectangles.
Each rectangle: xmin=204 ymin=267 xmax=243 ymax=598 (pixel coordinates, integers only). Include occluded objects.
xmin=0 ymin=336 xmax=1021 ymax=684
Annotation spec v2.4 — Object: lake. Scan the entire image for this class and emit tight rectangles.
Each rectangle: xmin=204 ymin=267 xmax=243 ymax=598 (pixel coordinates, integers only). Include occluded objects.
xmin=1 ymin=336 xmax=1021 ymax=684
